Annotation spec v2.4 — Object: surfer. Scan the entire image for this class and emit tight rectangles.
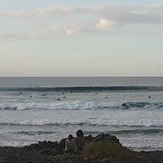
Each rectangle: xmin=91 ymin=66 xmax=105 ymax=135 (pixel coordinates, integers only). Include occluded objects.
xmin=122 ymin=103 xmax=129 ymax=109
xmin=122 ymin=103 xmax=126 ymax=107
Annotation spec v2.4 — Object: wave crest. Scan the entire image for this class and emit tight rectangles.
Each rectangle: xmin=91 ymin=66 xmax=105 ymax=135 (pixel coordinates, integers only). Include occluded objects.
xmin=1 ymin=101 xmax=163 ymax=111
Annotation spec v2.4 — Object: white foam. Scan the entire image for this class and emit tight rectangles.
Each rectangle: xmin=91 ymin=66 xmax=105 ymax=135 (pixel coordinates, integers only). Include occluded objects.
xmin=119 ymin=134 xmax=163 ymax=151
xmin=0 ymin=101 xmax=163 ymax=149
xmin=0 ymin=101 xmax=122 ymax=111
xmin=0 ymin=108 xmax=163 ymax=127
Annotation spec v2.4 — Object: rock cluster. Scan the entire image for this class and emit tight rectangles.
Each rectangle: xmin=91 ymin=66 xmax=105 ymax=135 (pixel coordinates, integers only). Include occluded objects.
xmin=0 ymin=133 xmax=163 ymax=163
xmin=85 ymin=133 xmax=121 ymax=145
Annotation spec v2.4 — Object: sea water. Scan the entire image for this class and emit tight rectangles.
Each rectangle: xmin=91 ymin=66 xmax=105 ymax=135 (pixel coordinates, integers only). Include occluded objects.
xmin=0 ymin=77 xmax=163 ymax=151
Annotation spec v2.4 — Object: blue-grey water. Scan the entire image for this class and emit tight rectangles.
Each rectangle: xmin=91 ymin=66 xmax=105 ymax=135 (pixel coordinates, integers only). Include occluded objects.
xmin=0 ymin=77 xmax=163 ymax=151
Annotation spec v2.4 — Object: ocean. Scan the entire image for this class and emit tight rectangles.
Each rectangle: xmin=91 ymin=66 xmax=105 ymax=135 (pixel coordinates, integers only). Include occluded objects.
xmin=0 ymin=77 xmax=163 ymax=151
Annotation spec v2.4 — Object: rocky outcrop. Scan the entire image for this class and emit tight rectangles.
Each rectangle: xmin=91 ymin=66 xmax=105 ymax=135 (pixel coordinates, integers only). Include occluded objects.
xmin=0 ymin=133 xmax=163 ymax=163
xmin=85 ymin=133 xmax=121 ymax=145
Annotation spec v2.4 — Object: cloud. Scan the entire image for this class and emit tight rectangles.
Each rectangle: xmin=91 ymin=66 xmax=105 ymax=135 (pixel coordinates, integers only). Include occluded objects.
xmin=96 ymin=18 xmax=115 ymax=30
xmin=1 ymin=4 xmax=163 ymax=22
xmin=0 ymin=4 xmax=163 ymax=41
xmin=0 ymin=5 xmax=76 ymax=19
xmin=36 ymin=5 xmax=75 ymax=17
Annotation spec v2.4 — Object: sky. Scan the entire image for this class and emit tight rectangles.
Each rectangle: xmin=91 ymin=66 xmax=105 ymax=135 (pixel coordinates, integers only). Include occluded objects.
xmin=0 ymin=0 xmax=163 ymax=76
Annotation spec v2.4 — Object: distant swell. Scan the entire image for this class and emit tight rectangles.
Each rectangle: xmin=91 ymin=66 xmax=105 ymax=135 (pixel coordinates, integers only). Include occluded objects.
xmin=0 ymin=86 xmax=163 ymax=92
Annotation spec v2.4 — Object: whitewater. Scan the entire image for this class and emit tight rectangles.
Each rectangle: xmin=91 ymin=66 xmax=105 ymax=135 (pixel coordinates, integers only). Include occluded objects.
xmin=0 ymin=77 xmax=163 ymax=151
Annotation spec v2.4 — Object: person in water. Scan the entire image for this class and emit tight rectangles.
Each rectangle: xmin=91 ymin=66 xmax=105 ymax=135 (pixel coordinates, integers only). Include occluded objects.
xmin=75 ymin=130 xmax=86 ymax=150
xmin=65 ymin=134 xmax=78 ymax=151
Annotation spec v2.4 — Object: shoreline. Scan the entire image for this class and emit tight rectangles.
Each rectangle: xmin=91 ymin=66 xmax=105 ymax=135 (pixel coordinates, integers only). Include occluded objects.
xmin=0 ymin=133 xmax=163 ymax=163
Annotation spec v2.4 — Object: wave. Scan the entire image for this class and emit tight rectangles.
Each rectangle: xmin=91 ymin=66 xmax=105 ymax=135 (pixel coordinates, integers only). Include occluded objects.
xmin=0 ymin=101 xmax=163 ymax=111
xmin=6 ymin=129 xmax=163 ymax=136
xmin=122 ymin=102 xmax=163 ymax=110
xmin=0 ymin=86 xmax=163 ymax=92
xmin=13 ymin=131 xmax=56 ymax=136
xmin=109 ymin=129 xmax=163 ymax=135
xmin=0 ymin=102 xmax=121 ymax=111
xmin=85 ymin=129 xmax=163 ymax=136
xmin=0 ymin=121 xmax=163 ymax=127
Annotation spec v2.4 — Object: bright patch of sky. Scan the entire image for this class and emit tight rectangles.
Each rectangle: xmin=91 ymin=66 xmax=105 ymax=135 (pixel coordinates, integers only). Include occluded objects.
xmin=0 ymin=0 xmax=163 ymax=76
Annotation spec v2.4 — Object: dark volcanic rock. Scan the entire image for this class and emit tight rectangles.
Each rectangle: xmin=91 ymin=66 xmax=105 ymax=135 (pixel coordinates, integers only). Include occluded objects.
xmin=85 ymin=133 xmax=121 ymax=145
xmin=0 ymin=134 xmax=163 ymax=163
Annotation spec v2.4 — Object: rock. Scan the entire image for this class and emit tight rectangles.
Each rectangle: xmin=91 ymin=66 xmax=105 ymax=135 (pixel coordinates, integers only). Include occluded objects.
xmin=0 ymin=134 xmax=163 ymax=163
xmin=85 ymin=133 xmax=121 ymax=145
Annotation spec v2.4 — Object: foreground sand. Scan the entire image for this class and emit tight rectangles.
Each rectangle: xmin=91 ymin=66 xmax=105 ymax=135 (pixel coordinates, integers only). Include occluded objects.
xmin=0 ymin=134 xmax=163 ymax=163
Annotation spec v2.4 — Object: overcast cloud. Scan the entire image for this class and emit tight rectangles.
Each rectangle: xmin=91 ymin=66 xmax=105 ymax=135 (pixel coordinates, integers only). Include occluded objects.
xmin=0 ymin=4 xmax=163 ymax=41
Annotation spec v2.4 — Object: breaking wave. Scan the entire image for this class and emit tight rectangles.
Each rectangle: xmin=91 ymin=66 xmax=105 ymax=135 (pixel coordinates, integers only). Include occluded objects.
xmin=0 ymin=101 xmax=163 ymax=111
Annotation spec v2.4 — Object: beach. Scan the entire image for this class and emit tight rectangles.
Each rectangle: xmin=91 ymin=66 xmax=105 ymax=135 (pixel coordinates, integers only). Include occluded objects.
xmin=0 ymin=133 xmax=163 ymax=163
